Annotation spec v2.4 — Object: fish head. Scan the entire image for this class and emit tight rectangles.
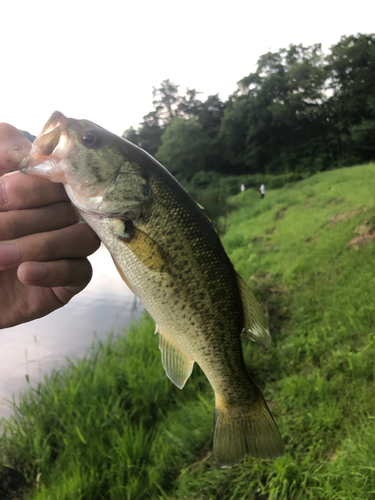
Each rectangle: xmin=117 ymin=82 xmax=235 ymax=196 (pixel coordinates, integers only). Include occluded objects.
xmin=19 ymin=111 xmax=150 ymax=217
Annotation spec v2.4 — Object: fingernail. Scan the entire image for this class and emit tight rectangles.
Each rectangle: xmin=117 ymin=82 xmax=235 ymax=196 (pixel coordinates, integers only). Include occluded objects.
xmin=0 ymin=243 xmax=21 ymax=267
xmin=26 ymin=263 xmax=49 ymax=281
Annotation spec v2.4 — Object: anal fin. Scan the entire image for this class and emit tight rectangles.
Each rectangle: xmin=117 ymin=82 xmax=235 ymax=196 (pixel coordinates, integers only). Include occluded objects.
xmin=158 ymin=329 xmax=194 ymax=389
xmin=236 ymin=273 xmax=271 ymax=350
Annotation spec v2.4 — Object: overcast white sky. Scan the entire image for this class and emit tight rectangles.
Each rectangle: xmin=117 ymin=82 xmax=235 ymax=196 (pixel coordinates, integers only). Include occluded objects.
xmin=1 ymin=0 xmax=374 ymax=137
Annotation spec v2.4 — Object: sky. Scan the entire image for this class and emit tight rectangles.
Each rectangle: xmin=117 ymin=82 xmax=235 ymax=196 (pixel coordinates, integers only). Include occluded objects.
xmin=1 ymin=0 xmax=374 ymax=138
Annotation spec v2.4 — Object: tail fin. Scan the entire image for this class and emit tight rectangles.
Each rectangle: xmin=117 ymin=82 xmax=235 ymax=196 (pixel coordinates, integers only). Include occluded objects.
xmin=213 ymin=393 xmax=284 ymax=469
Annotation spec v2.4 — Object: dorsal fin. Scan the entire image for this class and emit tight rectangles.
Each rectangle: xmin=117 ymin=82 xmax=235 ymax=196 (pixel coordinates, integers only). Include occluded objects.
xmin=236 ymin=274 xmax=271 ymax=350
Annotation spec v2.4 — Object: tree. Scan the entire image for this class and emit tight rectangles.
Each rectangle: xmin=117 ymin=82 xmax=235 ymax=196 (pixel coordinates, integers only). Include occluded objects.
xmin=152 ymin=79 xmax=181 ymax=125
xmin=177 ymin=88 xmax=203 ymax=119
xmin=123 ymin=111 xmax=164 ymax=156
xmin=218 ymin=94 xmax=259 ymax=173
xmin=197 ymin=94 xmax=227 ymax=173
xmin=326 ymin=33 xmax=375 ymax=164
xmin=123 ymin=81 xmax=206 ymax=157
xmin=220 ymin=44 xmax=330 ymax=174
xmin=198 ymin=94 xmax=224 ymax=138
xmin=122 ymin=126 xmax=138 ymax=145
xmin=155 ymin=118 xmax=206 ymax=180
xmin=123 ymin=34 xmax=375 ymax=179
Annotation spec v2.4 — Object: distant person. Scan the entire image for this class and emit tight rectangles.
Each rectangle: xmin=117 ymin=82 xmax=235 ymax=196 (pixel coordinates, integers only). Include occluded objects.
xmin=240 ymin=183 xmax=245 ymax=192
xmin=0 ymin=122 xmax=100 ymax=330
xmin=259 ymin=184 xmax=265 ymax=199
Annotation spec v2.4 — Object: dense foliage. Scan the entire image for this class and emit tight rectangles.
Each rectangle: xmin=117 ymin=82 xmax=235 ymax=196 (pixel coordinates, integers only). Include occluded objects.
xmin=123 ymin=34 xmax=375 ymax=181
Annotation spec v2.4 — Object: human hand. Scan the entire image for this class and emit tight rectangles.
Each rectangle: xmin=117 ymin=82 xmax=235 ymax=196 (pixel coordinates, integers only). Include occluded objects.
xmin=0 ymin=123 xmax=100 ymax=329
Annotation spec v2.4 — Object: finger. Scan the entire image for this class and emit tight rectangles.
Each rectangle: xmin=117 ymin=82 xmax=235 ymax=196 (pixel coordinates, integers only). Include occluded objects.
xmin=0 ymin=223 xmax=100 ymax=270
xmin=0 ymin=201 xmax=79 ymax=241
xmin=53 ymin=283 xmax=91 ymax=305
xmin=0 ymin=171 xmax=68 ymax=211
xmin=0 ymin=123 xmax=32 ymax=175
xmin=17 ymin=257 xmax=93 ymax=290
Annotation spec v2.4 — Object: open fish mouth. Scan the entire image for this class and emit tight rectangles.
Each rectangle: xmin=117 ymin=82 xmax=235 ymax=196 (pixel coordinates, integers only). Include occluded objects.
xmin=19 ymin=112 xmax=75 ymax=182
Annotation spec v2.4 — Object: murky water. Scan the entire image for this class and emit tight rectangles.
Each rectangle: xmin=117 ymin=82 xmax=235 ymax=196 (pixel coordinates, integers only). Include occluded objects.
xmin=0 ymin=244 xmax=142 ymax=419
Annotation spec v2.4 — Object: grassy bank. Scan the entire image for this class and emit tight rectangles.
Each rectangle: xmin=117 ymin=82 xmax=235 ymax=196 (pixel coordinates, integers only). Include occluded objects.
xmin=183 ymin=171 xmax=307 ymax=228
xmin=1 ymin=163 xmax=375 ymax=499
xmin=0 ymin=316 xmax=214 ymax=499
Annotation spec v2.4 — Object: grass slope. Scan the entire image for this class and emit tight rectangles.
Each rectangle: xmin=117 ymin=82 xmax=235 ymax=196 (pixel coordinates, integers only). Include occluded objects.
xmin=1 ymin=163 xmax=375 ymax=499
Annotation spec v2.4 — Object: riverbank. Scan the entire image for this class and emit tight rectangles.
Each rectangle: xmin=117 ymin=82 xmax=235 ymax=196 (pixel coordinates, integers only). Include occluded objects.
xmin=1 ymin=315 xmax=214 ymax=499
xmin=1 ymin=163 xmax=375 ymax=499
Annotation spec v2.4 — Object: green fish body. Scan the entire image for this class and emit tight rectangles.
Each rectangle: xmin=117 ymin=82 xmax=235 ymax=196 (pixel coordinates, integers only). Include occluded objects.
xmin=19 ymin=111 xmax=284 ymax=468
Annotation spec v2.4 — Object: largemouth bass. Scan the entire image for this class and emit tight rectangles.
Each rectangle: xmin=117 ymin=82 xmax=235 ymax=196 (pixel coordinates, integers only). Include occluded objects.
xmin=19 ymin=111 xmax=284 ymax=468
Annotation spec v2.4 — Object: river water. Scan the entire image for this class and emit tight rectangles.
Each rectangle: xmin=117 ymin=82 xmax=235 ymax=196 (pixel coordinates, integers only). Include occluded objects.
xmin=0 ymin=244 xmax=142 ymax=419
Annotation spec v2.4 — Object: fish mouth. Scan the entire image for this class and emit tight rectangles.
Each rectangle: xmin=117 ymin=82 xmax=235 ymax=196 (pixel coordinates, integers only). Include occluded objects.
xmin=19 ymin=111 xmax=74 ymax=182
xmin=34 ymin=111 xmax=67 ymax=156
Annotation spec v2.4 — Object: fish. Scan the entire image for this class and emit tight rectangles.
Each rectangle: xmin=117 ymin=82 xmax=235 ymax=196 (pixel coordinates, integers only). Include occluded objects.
xmin=19 ymin=111 xmax=284 ymax=468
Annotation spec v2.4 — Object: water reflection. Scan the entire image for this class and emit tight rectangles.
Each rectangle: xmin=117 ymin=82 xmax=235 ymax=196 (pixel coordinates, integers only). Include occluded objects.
xmin=0 ymin=244 xmax=142 ymax=419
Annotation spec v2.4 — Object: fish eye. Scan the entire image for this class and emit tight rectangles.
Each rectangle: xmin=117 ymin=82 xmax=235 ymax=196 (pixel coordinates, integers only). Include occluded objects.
xmin=82 ymin=130 xmax=102 ymax=148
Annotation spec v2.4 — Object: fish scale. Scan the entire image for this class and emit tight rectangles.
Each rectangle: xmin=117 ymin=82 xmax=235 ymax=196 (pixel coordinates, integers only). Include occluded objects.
xmin=19 ymin=111 xmax=284 ymax=468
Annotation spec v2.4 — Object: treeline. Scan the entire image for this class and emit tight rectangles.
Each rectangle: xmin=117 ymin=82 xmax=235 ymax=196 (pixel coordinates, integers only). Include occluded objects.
xmin=123 ymin=33 xmax=375 ymax=181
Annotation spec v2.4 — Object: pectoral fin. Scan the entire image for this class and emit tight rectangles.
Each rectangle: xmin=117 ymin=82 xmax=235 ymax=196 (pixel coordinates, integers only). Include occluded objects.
xmin=158 ymin=328 xmax=194 ymax=389
xmin=237 ymin=273 xmax=271 ymax=350
xmin=117 ymin=222 xmax=170 ymax=273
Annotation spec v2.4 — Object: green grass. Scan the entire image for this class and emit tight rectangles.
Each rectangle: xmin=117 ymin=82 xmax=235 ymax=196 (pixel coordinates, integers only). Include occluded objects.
xmin=0 ymin=316 xmax=214 ymax=499
xmin=183 ymin=170 xmax=307 ymax=227
xmin=1 ymin=163 xmax=375 ymax=498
